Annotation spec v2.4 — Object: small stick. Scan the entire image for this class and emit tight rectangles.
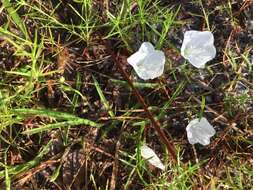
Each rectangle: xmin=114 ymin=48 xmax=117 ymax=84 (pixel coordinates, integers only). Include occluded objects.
xmin=111 ymin=52 xmax=177 ymax=161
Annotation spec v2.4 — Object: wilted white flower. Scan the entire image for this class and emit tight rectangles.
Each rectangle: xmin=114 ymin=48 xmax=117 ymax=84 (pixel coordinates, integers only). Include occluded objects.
xmin=186 ymin=117 xmax=216 ymax=146
xmin=181 ymin=30 xmax=216 ymax=68
xmin=127 ymin=42 xmax=165 ymax=80
xmin=140 ymin=144 xmax=165 ymax=171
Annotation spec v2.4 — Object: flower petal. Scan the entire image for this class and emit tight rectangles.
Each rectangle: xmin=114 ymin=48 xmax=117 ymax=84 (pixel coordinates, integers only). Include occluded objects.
xmin=139 ymin=51 xmax=165 ymax=80
xmin=181 ymin=30 xmax=216 ymax=68
xmin=184 ymin=30 xmax=214 ymax=46
xmin=127 ymin=51 xmax=147 ymax=68
xmin=185 ymin=45 xmax=216 ymax=68
xmin=186 ymin=117 xmax=216 ymax=145
xmin=127 ymin=42 xmax=165 ymax=80
xmin=140 ymin=144 xmax=165 ymax=171
xmin=139 ymin=42 xmax=155 ymax=53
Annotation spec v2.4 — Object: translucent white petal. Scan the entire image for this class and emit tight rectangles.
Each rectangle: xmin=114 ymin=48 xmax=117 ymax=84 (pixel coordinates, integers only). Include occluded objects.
xmin=183 ymin=31 xmax=214 ymax=46
xmin=127 ymin=51 xmax=147 ymax=68
xmin=181 ymin=30 xmax=216 ymax=68
xmin=139 ymin=42 xmax=155 ymax=53
xmin=186 ymin=117 xmax=216 ymax=146
xmin=138 ymin=51 xmax=165 ymax=80
xmin=186 ymin=45 xmax=216 ymax=68
xmin=140 ymin=144 xmax=165 ymax=171
xmin=127 ymin=42 xmax=165 ymax=80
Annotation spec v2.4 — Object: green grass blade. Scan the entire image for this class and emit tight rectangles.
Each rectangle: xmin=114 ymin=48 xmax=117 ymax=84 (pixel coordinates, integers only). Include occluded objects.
xmin=200 ymin=95 xmax=206 ymax=119
xmin=2 ymin=0 xmax=29 ymax=39
xmin=93 ymin=75 xmax=115 ymax=117
xmin=22 ymin=119 xmax=101 ymax=135
xmin=0 ymin=140 xmax=53 ymax=178
xmin=110 ymin=79 xmax=161 ymax=89
xmin=50 ymin=164 xmax=61 ymax=182
xmin=5 ymin=153 xmax=11 ymax=190
xmin=12 ymin=108 xmax=102 ymax=134
xmin=12 ymin=108 xmax=84 ymax=121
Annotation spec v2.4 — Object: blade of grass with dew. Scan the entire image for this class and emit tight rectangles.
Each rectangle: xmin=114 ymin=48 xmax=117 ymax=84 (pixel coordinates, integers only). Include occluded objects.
xmin=12 ymin=108 xmax=84 ymax=121
xmin=110 ymin=79 xmax=162 ymax=89
xmin=22 ymin=119 xmax=101 ymax=135
xmin=0 ymin=140 xmax=53 ymax=178
xmin=12 ymin=108 xmax=102 ymax=134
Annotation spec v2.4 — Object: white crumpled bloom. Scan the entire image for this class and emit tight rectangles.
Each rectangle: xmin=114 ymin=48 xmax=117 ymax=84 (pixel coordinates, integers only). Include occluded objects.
xmin=127 ymin=42 xmax=165 ymax=80
xmin=186 ymin=117 xmax=216 ymax=146
xmin=140 ymin=144 xmax=165 ymax=171
xmin=181 ymin=30 xmax=216 ymax=68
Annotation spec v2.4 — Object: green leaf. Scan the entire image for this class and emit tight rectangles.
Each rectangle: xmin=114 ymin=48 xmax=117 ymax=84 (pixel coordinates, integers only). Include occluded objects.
xmin=12 ymin=108 xmax=102 ymax=134
xmin=22 ymin=119 xmax=101 ymax=135
xmin=50 ymin=164 xmax=61 ymax=182
xmin=0 ymin=140 xmax=53 ymax=178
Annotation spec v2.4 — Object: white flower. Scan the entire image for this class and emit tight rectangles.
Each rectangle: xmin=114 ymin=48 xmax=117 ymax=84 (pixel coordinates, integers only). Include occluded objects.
xmin=186 ymin=117 xmax=216 ymax=146
xmin=127 ymin=42 xmax=165 ymax=80
xmin=181 ymin=30 xmax=216 ymax=68
xmin=140 ymin=144 xmax=165 ymax=171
